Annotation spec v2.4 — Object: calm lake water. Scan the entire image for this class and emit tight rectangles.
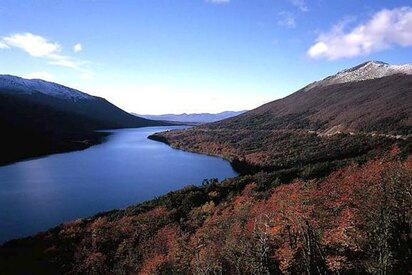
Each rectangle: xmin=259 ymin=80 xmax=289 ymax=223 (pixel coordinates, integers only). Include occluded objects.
xmin=0 ymin=126 xmax=237 ymax=243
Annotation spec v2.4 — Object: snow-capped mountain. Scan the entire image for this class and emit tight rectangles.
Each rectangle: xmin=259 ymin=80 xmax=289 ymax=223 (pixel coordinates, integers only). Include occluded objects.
xmin=0 ymin=75 xmax=94 ymax=101
xmin=306 ymin=61 xmax=412 ymax=90
xmin=0 ymin=75 xmax=169 ymax=165
xmin=218 ymin=61 xmax=412 ymax=135
xmin=0 ymin=74 xmax=167 ymax=129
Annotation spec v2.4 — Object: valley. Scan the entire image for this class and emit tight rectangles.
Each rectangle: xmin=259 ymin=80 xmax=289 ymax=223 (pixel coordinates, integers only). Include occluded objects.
xmin=1 ymin=61 xmax=411 ymax=274
xmin=2 ymin=1 xmax=412 ymax=273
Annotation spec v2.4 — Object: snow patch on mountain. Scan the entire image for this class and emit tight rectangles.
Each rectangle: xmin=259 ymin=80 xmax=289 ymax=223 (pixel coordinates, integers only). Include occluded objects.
xmin=0 ymin=75 xmax=94 ymax=101
xmin=306 ymin=61 xmax=412 ymax=90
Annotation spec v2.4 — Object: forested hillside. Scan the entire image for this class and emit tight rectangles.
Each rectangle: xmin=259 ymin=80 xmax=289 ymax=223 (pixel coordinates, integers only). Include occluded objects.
xmin=1 ymin=151 xmax=410 ymax=274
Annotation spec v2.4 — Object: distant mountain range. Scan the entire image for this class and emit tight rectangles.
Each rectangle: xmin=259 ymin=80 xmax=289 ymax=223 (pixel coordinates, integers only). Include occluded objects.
xmin=134 ymin=110 xmax=247 ymax=124
xmin=0 ymin=75 xmax=167 ymax=165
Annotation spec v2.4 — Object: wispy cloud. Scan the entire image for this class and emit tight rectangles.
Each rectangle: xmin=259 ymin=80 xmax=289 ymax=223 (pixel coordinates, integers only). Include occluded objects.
xmin=278 ymin=0 xmax=307 ymax=28
xmin=278 ymin=11 xmax=296 ymax=28
xmin=307 ymin=7 xmax=412 ymax=60
xmin=1 ymin=33 xmax=93 ymax=79
xmin=289 ymin=0 xmax=308 ymax=12
xmin=25 ymin=71 xmax=54 ymax=82
xmin=206 ymin=0 xmax=230 ymax=4
xmin=74 ymin=43 xmax=82 ymax=53
xmin=47 ymin=53 xmax=90 ymax=70
xmin=0 ymin=41 xmax=9 ymax=49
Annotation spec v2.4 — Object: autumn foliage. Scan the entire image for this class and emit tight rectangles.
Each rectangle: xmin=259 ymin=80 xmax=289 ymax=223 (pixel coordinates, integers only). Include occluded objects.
xmin=1 ymin=153 xmax=411 ymax=274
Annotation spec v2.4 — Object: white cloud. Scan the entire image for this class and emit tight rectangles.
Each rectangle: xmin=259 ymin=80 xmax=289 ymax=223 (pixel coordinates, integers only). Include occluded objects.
xmin=308 ymin=42 xmax=328 ymax=57
xmin=3 ymin=33 xmax=61 ymax=57
xmin=1 ymin=33 xmax=93 ymax=79
xmin=206 ymin=0 xmax=229 ymax=4
xmin=74 ymin=43 xmax=82 ymax=53
xmin=289 ymin=0 xmax=308 ymax=12
xmin=278 ymin=11 xmax=296 ymax=28
xmin=25 ymin=71 xmax=54 ymax=82
xmin=307 ymin=7 xmax=412 ymax=60
xmin=0 ymin=41 xmax=9 ymax=49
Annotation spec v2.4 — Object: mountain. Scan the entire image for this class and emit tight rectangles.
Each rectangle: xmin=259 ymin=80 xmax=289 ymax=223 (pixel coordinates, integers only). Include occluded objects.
xmin=150 ymin=61 xmax=412 ymax=170
xmin=1 ymin=62 xmax=411 ymax=274
xmin=211 ymin=61 xmax=412 ymax=134
xmin=135 ymin=110 xmax=247 ymax=124
xmin=0 ymin=75 xmax=167 ymax=165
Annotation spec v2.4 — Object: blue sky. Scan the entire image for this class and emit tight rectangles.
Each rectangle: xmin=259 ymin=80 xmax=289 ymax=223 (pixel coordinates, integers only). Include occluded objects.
xmin=1 ymin=0 xmax=411 ymax=114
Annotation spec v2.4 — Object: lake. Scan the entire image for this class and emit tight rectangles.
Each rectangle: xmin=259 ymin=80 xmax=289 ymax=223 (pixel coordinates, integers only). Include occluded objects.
xmin=0 ymin=126 xmax=238 ymax=243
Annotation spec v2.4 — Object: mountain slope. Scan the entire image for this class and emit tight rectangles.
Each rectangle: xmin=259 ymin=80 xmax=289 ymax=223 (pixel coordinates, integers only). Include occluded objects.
xmin=0 ymin=75 xmax=167 ymax=165
xmin=151 ymin=61 xmax=412 ymax=170
xmin=0 ymin=75 xmax=166 ymax=129
xmin=210 ymin=61 xmax=412 ymax=135
xmin=136 ymin=110 xmax=247 ymax=124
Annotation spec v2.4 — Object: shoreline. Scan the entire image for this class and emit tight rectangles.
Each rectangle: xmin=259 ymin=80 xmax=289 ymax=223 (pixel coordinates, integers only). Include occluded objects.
xmin=0 ymin=132 xmax=111 ymax=168
xmin=148 ymin=133 xmax=265 ymax=175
